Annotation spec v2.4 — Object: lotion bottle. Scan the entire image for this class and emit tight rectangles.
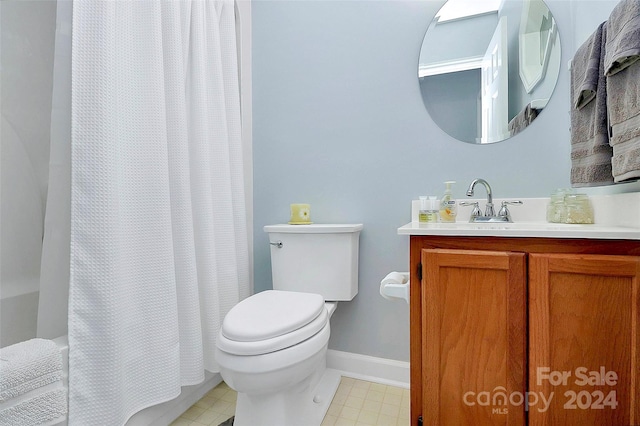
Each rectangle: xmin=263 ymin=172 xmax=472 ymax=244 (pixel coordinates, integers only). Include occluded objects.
xmin=419 ymin=196 xmax=439 ymax=223
xmin=439 ymin=181 xmax=457 ymax=223
xmin=419 ymin=196 xmax=428 ymax=223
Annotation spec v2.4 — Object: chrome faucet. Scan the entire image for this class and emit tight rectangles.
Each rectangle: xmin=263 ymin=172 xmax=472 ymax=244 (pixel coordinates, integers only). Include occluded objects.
xmin=466 ymin=178 xmax=494 ymax=216
xmin=461 ymin=178 xmax=522 ymax=223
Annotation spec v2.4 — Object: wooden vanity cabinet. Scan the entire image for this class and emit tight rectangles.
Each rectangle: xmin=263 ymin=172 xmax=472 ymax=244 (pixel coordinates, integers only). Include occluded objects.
xmin=409 ymin=236 xmax=640 ymax=426
xmin=421 ymin=248 xmax=527 ymax=425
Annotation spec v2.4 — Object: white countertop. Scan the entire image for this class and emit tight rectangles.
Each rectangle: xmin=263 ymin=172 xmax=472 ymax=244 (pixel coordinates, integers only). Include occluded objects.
xmin=399 ymin=194 xmax=640 ymax=240
xmin=398 ymin=221 xmax=640 ymax=240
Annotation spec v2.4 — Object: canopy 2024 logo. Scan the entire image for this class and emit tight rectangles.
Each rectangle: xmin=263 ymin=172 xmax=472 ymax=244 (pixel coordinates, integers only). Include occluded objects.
xmin=462 ymin=366 xmax=618 ymax=414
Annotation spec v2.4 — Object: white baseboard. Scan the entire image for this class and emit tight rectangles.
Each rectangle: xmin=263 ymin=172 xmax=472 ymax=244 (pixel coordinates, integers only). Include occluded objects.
xmin=326 ymin=350 xmax=410 ymax=389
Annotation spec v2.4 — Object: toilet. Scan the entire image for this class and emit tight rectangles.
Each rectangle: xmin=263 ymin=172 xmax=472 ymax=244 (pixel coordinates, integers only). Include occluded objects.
xmin=214 ymin=223 xmax=363 ymax=426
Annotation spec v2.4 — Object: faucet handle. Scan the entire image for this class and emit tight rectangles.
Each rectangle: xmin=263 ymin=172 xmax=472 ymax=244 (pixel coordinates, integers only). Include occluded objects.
xmin=460 ymin=201 xmax=482 ymax=220
xmin=498 ymin=200 xmax=523 ymax=222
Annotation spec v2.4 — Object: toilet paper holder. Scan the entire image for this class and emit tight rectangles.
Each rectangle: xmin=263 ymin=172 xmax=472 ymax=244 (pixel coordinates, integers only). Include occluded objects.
xmin=380 ymin=271 xmax=409 ymax=304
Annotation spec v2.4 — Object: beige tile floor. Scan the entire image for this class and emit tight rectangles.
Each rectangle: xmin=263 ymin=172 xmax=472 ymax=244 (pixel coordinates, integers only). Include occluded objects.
xmin=170 ymin=377 xmax=410 ymax=426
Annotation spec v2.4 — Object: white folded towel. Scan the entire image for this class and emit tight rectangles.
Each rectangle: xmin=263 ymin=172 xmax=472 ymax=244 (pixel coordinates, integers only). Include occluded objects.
xmin=0 ymin=339 xmax=63 ymax=402
xmin=0 ymin=389 xmax=67 ymax=426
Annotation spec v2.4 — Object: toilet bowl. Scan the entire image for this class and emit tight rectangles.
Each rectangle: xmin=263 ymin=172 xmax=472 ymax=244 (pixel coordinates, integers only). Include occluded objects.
xmin=214 ymin=291 xmax=340 ymax=426
xmin=214 ymin=223 xmax=362 ymax=426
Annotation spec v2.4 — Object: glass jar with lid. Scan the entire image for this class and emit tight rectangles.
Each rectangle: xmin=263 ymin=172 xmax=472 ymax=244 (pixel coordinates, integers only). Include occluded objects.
xmin=546 ymin=189 xmax=573 ymax=223
xmin=564 ymin=194 xmax=594 ymax=224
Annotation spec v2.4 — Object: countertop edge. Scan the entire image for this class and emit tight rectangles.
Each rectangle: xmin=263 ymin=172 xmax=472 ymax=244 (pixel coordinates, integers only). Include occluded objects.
xmin=397 ymin=221 xmax=640 ymax=240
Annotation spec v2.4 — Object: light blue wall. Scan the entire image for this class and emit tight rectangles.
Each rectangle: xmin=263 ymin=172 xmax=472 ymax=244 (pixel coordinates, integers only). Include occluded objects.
xmin=252 ymin=0 xmax=620 ymax=362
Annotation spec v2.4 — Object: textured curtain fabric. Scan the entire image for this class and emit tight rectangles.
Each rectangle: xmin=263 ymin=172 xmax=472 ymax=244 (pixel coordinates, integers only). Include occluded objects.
xmin=68 ymin=1 xmax=249 ymax=424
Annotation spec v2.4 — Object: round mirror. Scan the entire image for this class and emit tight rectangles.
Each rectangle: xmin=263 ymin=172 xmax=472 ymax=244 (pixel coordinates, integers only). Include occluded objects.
xmin=418 ymin=0 xmax=561 ymax=144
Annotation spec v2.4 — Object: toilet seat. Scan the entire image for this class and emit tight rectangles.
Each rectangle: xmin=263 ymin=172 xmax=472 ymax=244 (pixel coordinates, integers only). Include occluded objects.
xmin=218 ymin=290 xmax=328 ymax=356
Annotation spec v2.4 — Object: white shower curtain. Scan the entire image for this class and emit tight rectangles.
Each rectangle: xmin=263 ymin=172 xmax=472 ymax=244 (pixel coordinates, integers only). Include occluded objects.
xmin=67 ymin=1 xmax=249 ymax=424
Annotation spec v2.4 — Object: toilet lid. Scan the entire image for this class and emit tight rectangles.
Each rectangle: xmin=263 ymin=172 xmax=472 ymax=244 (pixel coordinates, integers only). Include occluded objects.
xmin=222 ymin=290 xmax=325 ymax=341
xmin=218 ymin=290 xmax=328 ymax=356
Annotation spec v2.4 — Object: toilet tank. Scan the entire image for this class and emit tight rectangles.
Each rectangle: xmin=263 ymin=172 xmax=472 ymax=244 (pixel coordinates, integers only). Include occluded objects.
xmin=264 ymin=224 xmax=363 ymax=301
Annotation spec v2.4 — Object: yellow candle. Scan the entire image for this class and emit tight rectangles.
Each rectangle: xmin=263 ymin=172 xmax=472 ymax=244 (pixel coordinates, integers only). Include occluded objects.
xmin=289 ymin=204 xmax=311 ymax=224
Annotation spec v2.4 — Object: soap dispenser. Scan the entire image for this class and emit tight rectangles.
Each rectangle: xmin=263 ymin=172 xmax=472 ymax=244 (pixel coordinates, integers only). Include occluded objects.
xmin=439 ymin=181 xmax=457 ymax=223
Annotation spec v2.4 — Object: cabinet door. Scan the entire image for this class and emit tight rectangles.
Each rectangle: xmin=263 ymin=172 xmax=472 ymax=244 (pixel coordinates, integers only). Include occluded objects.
xmin=529 ymin=253 xmax=640 ymax=425
xmin=422 ymin=249 xmax=526 ymax=426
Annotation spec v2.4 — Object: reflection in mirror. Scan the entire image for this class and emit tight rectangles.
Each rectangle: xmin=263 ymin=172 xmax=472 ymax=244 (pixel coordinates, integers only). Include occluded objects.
xmin=418 ymin=0 xmax=561 ymax=144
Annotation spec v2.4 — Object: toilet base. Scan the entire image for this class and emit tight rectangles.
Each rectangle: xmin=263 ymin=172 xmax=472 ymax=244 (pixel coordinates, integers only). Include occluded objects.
xmin=232 ymin=368 xmax=341 ymax=426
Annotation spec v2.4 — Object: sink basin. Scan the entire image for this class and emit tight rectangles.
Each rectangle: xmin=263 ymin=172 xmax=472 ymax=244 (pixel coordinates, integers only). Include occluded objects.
xmin=398 ymin=221 xmax=640 ymax=240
